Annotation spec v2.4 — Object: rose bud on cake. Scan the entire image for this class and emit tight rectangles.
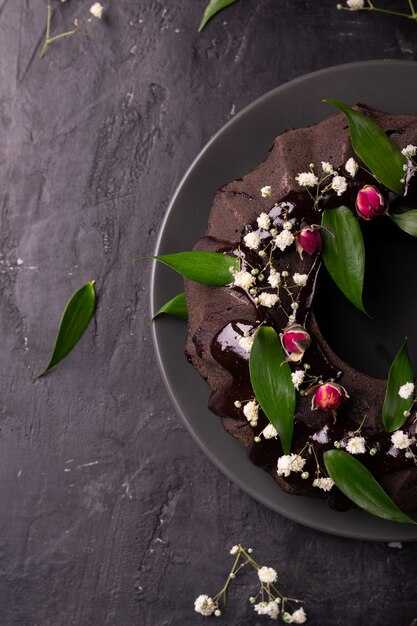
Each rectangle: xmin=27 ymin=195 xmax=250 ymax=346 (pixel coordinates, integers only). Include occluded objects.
xmin=356 ymin=185 xmax=386 ymax=220
xmin=280 ymin=324 xmax=311 ymax=362
xmin=309 ymin=382 xmax=349 ymax=411
xmin=295 ymin=226 xmax=322 ymax=259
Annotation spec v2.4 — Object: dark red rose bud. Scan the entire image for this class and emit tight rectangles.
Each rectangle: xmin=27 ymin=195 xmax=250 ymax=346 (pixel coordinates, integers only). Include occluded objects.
xmin=356 ymin=185 xmax=386 ymax=220
xmin=280 ymin=324 xmax=311 ymax=362
xmin=310 ymin=382 xmax=349 ymax=411
xmin=295 ymin=226 xmax=322 ymax=259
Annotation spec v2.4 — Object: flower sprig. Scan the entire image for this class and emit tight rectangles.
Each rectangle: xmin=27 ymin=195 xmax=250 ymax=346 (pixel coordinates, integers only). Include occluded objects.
xmin=40 ymin=0 xmax=104 ymax=59
xmin=337 ymin=0 xmax=417 ymax=24
xmin=194 ymin=544 xmax=307 ymax=622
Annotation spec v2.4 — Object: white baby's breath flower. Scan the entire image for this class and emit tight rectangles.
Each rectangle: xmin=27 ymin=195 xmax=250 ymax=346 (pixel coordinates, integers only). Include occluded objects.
xmin=243 ymin=400 xmax=259 ymax=425
xmin=401 ymin=144 xmax=417 ymax=158
xmin=291 ymin=370 xmax=305 ymax=390
xmin=346 ymin=436 xmax=366 ymax=455
xmin=347 ymin=0 xmax=365 ymax=9
xmin=258 ymin=292 xmax=279 ymax=308
xmin=293 ymin=273 xmax=308 ymax=287
xmin=289 ymin=607 xmax=307 ymax=623
xmin=268 ymin=269 xmax=281 ymax=288
xmin=261 ymin=185 xmax=272 ymax=198
xmin=194 ymin=595 xmax=216 ymax=616
xmin=331 ymin=175 xmax=348 ymax=196
xmin=321 ymin=161 xmax=335 ymax=175
xmin=257 ymin=212 xmax=271 ymax=230
xmin=345 ymin=157 xmax=359 ymax=177
xmin=238 ymin=334 xmax=254 ymax=353
xmin=229 ymin=545 xmax=239 ymax=555
xmin=243 ymin=231 xmax=261 ymax=250
xmin=313 ymin=477 xmax=334 ymax=492
xmin=295 ymin=172 xmax=319 ymax=188
xmin=258 ymin=566 xmax=278 ymax=584
xmin=89 ymin=2 xmax=104 ymax=18
xmin=283 ymin=221 xmax=293 ymax=230
xmin=277 ymin=453 xmax=306 ymax=477
xmin=262 ymin=423 xmax=278 ymax=439
xmin=391 ymin=429 xmax=413 ymax=450
xmin=399 ymin=382 xmax=414 ymax=399
xmin=254 ymin=601 xmax=279 ymax=619
xmin=275 ymin=229 xmax=295 ymax=252
xmin=232 ymin=270 xmax=256 ymax=291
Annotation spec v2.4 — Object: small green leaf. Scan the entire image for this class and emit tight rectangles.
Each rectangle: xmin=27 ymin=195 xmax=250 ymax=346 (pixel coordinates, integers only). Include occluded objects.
xmin=390 ymin=210 xmax=417 ymax=237
xmin=324 ymin=99 xmax=405 ymax=194
xmin=249 ymin=326 xmax=295 ymax=454
xmin=382 ymin=340 xmax=414 ymax=432
xmin=38 ymin=281 xmax=96 ymax=377
xmin=324 ymin=449 xmax=416 ymax=524
xmin=139 ymin=251 xmax=239 ymax=286
xmin=198 ymin=0 xmax=239 ymax=31
xmin=153 ymin=292 xmax=188 ymax=321
xmin=321 ymin=206 xmax=366 ymax=314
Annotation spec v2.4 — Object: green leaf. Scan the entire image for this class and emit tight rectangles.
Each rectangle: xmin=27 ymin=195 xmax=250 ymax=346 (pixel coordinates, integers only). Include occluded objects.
xmin=382 ymin=340 xmax=414 ymax=432
xmin=321 ymin=206 xmax=366 ymax=314
xmin=139 ymin=251 xmax=239 ymax=286
xmin=38 ymin=281 xmax=96 ymax=377
xmin=390 ymin=210 xmax=417 ymax=237
xmin=324 ymin=99 xmax=405 ymax=194
xmin=198 ymin=0 xmax=239 ymax=31
xmin=153 ymin=292 xmax=188 ymax=321
xmin=249 ymin=326 xmax=295 ymax=454
xmin=324 ymin=449 xmax=416 ymax=524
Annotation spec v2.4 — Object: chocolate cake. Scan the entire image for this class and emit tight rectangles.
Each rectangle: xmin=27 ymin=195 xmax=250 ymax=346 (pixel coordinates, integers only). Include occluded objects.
xmin=184 ymin=105 xmax=417 ymax=512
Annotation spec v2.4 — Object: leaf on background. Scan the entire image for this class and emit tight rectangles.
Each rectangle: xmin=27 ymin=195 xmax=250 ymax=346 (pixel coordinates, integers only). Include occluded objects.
xmin=382 ymin=339 xmax=414 ymax=432
xmin=390 ymin=210 xmax=417 ymax=237
xmin=198 ymin=0 xmax=240 ymax=31
xmin=324 ymin=449 xmax=416 ymax=524
xmin=249 ymin=326 xmax=295 ymax=454
xmin=324 ymin=99 xmax=405 ymax=195
xmin=153 ymin=292 xmax=188 ymax=321
xmin=321 ymin=205 xmax=366 ymax=314
xmin=139 ymin=251 xmax=239 ymax=286
xmin=38 ymin=281 xmax=96 ymax=377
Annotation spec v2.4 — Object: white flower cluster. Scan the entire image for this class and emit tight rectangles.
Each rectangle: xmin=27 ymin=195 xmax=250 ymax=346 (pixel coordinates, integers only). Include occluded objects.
xmin=291 ymin=369 xmax=305 ymax=390
xmin=346 ymin=0 xmax=365 ymax=9
xmin=231 ymin=269 xmax=256 ymax=291
xmin=345 ymin=157 xmax=359 ymax=177
xmin=258 ymin=566 xmax=278 ymax=584
xmin=398 ymin=382 xmax=415 ymax=400
xmin=391 ymin=429 xmax=414 ymax=450
xmin=293 ymin=273 xmax=308 ymax=287
xmin=312 ymin=477 xmax=334 ymax=492
xmin=194 ymin=594 xmax=216 ymax=616
xmin=283 ymin=607 xmax=308 ymax=623
xmin=254 ymin=600 xmax=280 ymax=620
xmin=277 ymin=453 xmax=306 ymax=477
xmin=243 ymin=400 xmax=259 ymax=427
xmin=258 ymin=292 xmax=280 ymax=308
xmin=268 ymin=268 xmax=281 ymax=288
xmin=89 ymin=2 xmax=104 ymax=18
xmin=295 ymin=163 xmax=347 ymax=198
xmin=261 ymin=185 xmax=272 ymax=198
xmin=243 ymin=231 xmax=262 ymax=250
xmin=345 ymin=436 xmax=366 ymax=455
xmin=401 ymin=145 xmax=417 ymax=158
xmin=262 ymin=423 xmax=278 ymax=439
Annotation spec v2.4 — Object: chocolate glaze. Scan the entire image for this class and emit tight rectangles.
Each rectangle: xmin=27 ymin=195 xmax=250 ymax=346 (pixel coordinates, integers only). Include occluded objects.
xmin=184 ymin=106 xmax=417 ymax=511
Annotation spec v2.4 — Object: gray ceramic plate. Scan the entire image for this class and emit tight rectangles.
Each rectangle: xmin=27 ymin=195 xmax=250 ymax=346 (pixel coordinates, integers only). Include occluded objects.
xmin=151 ymin=60 xmax=417 ymax=541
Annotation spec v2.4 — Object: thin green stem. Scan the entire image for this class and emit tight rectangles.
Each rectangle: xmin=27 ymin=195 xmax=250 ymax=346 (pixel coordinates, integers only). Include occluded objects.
xmin=408 ymin=0 xmax=416 ymax=16
xmin=40 ymin=0 xmax=52 ymax=59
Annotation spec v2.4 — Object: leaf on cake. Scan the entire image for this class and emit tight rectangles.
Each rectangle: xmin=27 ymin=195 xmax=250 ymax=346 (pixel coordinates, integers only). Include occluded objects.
xmin=138 ymin=251 xmax=240 ymax=286
xmin=38 ymin=280 xmax=96 ymax=377
xmin=321 ymin=205 xmax=367 ymax=314
xmin=249 ymin=326 xmax=295 ymax=455
xmin=390 ymin=210 xmax=417 ymax=238
xmin=323 ymin=99 xmax=405 ymax=195
xmin=382 ymin=339 xmax=414 ymax=433
xmin=324 ymin=449 xmax=416 ymax=524
xmin=153 ymin=292 xmax=188 ymax=321
xmin=198 ymin=0 xmax=240 ymax=31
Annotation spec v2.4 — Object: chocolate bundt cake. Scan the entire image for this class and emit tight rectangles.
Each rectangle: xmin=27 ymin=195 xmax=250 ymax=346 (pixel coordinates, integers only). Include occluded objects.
xmin=184 ymin=105 xmax=417 ymax=512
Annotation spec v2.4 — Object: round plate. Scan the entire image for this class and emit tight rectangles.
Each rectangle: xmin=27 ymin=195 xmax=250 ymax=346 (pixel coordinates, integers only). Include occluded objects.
xmin=151 ymin=60 xmax=417 ymax=541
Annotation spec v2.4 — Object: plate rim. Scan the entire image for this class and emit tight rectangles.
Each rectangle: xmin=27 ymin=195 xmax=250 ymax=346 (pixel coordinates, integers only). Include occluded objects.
xmin=151 ymin=59 xmax=417 ymax=542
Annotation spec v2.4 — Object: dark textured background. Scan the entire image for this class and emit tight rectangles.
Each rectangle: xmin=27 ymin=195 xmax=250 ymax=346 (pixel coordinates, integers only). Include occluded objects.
xmin=1 ymin=1 xmax=417 ymax=625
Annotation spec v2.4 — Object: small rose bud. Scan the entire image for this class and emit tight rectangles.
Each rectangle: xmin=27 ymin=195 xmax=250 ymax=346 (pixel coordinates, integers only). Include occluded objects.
xmin=295 ymin=226 xmax=322 ymax=259
xmin=280 ymin=324 xmax=311 ymax=362
xmin=356 ymin=185 xmax=386 ymax=220
xmin=310 ymin=382 xmax=349 ymax=411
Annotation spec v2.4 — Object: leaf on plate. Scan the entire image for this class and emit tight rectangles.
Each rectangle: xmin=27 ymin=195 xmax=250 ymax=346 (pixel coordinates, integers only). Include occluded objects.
xmin=249 ymin=326 xmax=295 ymax=454
xmin=390 ymin=210 xmax=417 ymax=237
xmin=321 ymin=205 xmax=367 ymax=314
xmin=138 ymin=251 xmax=239 ymax=286
xmin=38 ymin=281 xmax=96 ymax=377
xmin=153 ymin=292 xmax=188 ymax=321
xmin=198 ymin=0 xmax=240 ymax=31
xmin=382 ymin=339 xmax=414 ymax=433
xmin=324 ymin=449 xmax=416 ymax=524
xmin=323 ymin=99 xmax=405 ymax=195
